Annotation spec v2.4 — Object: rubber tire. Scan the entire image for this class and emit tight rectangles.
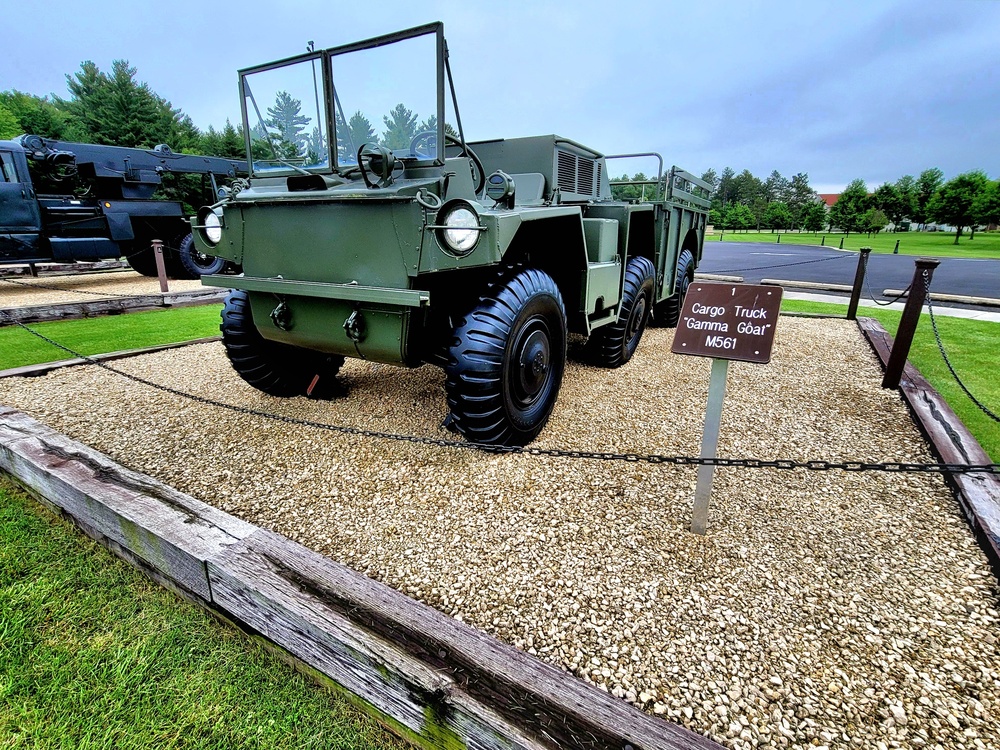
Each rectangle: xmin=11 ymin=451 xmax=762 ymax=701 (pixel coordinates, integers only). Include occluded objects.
xmin=220 ymin=290 xmax=345 ymax=399
xmin=178 ymin=233 xmax=226 ymax=278
xmin=445 ymin=268 xmax=566 ymax=447
xmin=585 ymin=256 xmax=655 ymax=368
xmin=127 ymin=246 xmax=159 ymax=277
xmin=654 ymin=248 xmax=695 ymax=328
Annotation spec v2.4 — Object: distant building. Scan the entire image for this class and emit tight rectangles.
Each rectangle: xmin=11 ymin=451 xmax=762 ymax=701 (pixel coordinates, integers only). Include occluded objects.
xmin=817 ymin=193 xmax=840 ymax=208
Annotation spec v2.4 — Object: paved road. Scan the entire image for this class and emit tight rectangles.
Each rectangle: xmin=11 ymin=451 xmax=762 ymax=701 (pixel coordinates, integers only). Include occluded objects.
xmin=698 ymin=241 xmax=1000 ymax=305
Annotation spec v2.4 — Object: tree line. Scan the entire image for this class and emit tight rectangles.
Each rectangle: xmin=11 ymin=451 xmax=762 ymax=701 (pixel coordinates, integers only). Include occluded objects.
xmin=828 ymin=170 xmax=1000 ymax=243
xmin=4 ymin=58 xmax=998 ymax=243
xmin=0 ymin=59 xmax=447 ymax=164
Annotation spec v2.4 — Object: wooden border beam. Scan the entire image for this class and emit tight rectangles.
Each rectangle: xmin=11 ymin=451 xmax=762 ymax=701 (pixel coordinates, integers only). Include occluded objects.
xmin=0 ymin=405 xmax=720 ymax=750
xmin=858 ymin=317 xmax=1000 ymax=572
xmin=0 ymin=289 xmax=227 ymax=327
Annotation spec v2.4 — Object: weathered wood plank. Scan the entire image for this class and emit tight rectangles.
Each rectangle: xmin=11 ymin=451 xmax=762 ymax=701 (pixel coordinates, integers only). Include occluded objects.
xmin=857 ymin=317 xmax=1000 ymax=571
xmin=0 ymin=336 xmax=221 ymax=380
xmin=0 ymin=409 xmax=255 ymax=600
xmin=0 ymin=289 xmax=226 ymax=326
xmin=1 ymin=403 xmax=720 ymax=749
xmin=210 ymin=529 xmax=721 ymax=750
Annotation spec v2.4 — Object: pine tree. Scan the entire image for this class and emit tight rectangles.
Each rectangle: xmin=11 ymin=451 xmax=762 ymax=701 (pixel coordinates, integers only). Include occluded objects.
xmin=265 ymin=91 xmax=311 ymax=154
xmin=381 ymin=104 xmax=418 ymax=150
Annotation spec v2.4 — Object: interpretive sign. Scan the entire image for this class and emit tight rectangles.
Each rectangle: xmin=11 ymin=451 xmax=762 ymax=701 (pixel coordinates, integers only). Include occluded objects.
xmin=670 ymin=282 xmax=784 ymax=535
xmin=671 ymin=283 xmax=783 ymax=364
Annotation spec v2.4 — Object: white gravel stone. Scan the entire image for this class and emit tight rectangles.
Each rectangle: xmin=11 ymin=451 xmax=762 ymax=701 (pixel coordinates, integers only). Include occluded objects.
xmin=0 ymin=318 xmax=998 ymax=750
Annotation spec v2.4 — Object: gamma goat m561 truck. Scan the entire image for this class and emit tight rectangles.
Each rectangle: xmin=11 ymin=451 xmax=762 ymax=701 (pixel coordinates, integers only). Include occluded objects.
xmin=193 ymin=22 xmax=710 ymax=446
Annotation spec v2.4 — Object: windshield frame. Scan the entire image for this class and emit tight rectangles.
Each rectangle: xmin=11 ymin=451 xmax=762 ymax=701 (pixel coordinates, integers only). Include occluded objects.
xmin=238 ymin=22 xmax=445 ymax=177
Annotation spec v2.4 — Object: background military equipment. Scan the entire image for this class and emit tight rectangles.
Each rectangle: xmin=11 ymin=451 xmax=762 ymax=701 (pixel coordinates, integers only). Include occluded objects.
xmin=0 ymin=135 xmax=245 ymax=277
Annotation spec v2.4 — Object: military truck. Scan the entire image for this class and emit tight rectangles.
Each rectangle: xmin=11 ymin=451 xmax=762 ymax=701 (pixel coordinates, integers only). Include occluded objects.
xmin=0 ymin=135 xmax=245 ymax=278
xmin=193 ymin=22 xmax=710 ymax=446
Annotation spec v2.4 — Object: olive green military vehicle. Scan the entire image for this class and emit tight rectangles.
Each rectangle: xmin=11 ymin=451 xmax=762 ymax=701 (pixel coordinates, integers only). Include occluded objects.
xmin=194 ymin=22 xmax=710 ymax=446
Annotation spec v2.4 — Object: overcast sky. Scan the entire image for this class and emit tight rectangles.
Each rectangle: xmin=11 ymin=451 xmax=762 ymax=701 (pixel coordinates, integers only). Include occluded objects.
xmin=4 ymin=0 xmax=998 ymax=193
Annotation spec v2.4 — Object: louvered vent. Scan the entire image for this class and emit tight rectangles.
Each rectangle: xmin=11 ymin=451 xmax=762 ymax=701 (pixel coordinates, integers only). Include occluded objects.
xmin=577 ymin=158 xmax=594 ymax=195
xmin=556 ymin=150 xmax=576 ymax=192
xmin=556 ymin=148 xmax=600 ymax=196
xmin=595 ymin=163 xmax=602 ymax=195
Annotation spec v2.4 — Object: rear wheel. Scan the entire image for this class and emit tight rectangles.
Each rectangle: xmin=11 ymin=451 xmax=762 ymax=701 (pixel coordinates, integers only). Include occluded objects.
xmin=585 ymin=256 xmax=655 ymax=367
xmin=126 ymin=246 xmax=159 ymax=277
xmin=445 ymin=268 xmax=566 ymax=446
xmin=220 ymin=290 xmax=344 ymax=399
xmin=654 ymin=248 xmax=695 ymax=328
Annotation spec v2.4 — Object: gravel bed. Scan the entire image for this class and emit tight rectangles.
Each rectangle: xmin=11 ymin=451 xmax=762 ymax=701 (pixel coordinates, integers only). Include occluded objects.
xmin=0 ymin=318 xmax=997 ymax=750
xmin=0 ymin=270 xmax=203 ymax=308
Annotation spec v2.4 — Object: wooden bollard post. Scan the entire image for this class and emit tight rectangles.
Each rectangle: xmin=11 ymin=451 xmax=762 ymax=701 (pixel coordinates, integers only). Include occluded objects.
xmin=893 ymin=239 xmax=900 ymax=254
xmin=839 ymin=237 xmax=845 ymax=250
xmin=821 ymin=235 xmax=825 ymax=246
xmin=151 ymin=239 xmax=169 ymax=293
xmin=882 ymin=258 xmax=940 ymax=389
xmin=846 ymin=247 xmax=871 ymax=321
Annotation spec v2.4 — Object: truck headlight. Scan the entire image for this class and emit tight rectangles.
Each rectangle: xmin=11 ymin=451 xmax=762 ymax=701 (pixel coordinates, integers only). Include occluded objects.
xmin=437 ymin=201 xmax=482 ymax=256
xmin=197 ymin=207 xmax=223 ymax=246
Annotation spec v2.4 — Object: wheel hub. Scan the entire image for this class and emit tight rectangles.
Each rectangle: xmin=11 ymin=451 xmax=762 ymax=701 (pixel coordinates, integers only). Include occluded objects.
xmin=513 ymin=325 xmax=551 ymax=406
xmin=627 ymin=295 xmax=648 ymax=341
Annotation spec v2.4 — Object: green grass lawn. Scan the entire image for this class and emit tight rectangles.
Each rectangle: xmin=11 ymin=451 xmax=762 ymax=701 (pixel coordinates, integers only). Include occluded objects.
xmin=782 ymin=300 xmax=999 ymax=461
xmin=0 ymin=305 xmax=221 ymax=370
xmin=0 ymin=475 xmax=406 ymax=750
xmin=707 ymin=230 xmax=1000 ymax=259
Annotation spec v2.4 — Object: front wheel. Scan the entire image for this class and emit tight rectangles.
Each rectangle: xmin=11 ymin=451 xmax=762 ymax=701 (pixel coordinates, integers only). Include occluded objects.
xmin=445 ymin=268 xmax=567 ymax=446
xmin=585 ymin=256 xmax=655 ymax=367
xmin=220 ymin=290 xmax=344 ymax=399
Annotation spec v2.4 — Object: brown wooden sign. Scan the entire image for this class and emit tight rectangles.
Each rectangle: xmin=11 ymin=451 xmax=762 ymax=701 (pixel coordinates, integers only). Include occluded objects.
xmin=671 ymin=283 xmax=783 ymax=364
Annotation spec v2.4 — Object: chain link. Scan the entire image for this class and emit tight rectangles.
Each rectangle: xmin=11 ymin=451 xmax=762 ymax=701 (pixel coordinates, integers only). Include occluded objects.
xmin=861 ymin=251 xmax=911 ymax=307
xmin=924 ymin=278 xmax=1000 ymax=424
xmin=0 ymin=276 xmax=139 ymax=299
xmin=708 ymin=253 xmax=851 ymax=276
xmin=1 ymin=310 xmax=997 ymax=475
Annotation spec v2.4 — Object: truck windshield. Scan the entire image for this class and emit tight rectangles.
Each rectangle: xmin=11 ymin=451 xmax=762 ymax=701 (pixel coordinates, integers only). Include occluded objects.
xmin=241 ymin=27 xmax=442 ymax=176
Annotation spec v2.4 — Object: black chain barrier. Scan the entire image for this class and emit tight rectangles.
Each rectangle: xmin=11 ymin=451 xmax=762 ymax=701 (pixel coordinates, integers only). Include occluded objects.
xmin=1 ymin=310 xmax=997 ymax=475
xmin=862 ymin=251 xmax=911 ymax=307
xmin=0 ymin=240 xmax=187 ymax=300
xmin=0 ymin=276 xmax=139 ymax=299
xmin=707 ymin=253 xmax=851 ymax=276
xmin=924 ymin=276 xmax=1000 ymax=424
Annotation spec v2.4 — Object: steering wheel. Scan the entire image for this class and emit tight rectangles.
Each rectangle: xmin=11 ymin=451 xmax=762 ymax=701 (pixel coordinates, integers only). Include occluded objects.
xmin=409 ymin=130 xmax=437 ymax=157
xmin=405 ymin=131 xmax=486 ymax=194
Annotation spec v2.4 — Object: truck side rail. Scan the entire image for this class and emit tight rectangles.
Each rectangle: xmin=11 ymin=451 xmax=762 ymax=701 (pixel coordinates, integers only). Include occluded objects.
xmin=607 ymin=152 xmax=664 ymax=200
xmin=606 ymin=155 xmax=712 ymax=209
xmin=666 ymin=167 xmax=712 ymax=209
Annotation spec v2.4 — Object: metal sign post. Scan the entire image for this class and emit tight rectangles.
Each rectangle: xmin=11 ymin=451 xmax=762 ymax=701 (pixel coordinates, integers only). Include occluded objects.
xmin=672 ymin=283 xmax=783 ymax=535
xmin=691 ymin=358 xmax=729 ymax=535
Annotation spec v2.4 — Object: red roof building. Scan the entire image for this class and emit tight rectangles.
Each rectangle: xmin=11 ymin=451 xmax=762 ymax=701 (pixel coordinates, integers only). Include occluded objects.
xmin=817 ymin=193 xmax=840 ymax=207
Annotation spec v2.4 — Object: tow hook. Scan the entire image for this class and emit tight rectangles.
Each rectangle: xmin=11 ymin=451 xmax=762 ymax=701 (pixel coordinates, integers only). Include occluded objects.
xmin=343 ymin=309 xmax=367 ymax=343
xmin=270 ymin=298 xmax=292 ymax=330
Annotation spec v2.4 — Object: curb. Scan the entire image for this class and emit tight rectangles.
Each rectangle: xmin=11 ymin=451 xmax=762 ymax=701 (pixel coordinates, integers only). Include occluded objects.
xmin=761 ymin=279 xmax=853 ymax=293
xmin=882 ymin=289 xmax=1000 ymax=308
